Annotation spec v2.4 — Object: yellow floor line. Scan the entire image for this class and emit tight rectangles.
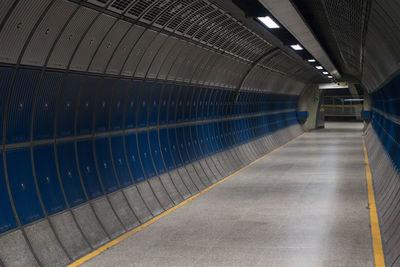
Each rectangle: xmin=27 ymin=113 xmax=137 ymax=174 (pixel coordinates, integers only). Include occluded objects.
xmin=68 ymin=133 xmax=305 ymax=267
xmin=362 ymin=136 xmax=386 ymax=267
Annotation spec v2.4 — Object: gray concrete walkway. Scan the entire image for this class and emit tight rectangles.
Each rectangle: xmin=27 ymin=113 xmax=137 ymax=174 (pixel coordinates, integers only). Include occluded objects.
xmin=81 ymin=122 xmax=373 ymax=267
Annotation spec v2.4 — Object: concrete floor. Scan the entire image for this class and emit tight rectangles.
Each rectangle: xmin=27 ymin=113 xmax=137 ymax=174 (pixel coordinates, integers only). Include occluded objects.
xmin=81 ymin=122 xmax=373 ymax=267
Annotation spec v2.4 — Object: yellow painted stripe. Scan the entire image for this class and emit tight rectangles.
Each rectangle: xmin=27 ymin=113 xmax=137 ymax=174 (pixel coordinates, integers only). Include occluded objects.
xmin=68 ymin=133 xmax=305 ymax=267
xmin=362 ymin=136 xmax=386 ymax=267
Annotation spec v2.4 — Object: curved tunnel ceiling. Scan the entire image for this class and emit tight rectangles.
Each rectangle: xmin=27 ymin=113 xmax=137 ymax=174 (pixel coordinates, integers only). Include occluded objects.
xmin=291 ymin=0 xmax=400 ymax=91
xmin=0 ymin=0 xmax=320 ymax=94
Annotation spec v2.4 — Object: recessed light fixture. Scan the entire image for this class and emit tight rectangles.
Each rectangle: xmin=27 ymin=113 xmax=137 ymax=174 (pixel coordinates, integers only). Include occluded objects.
xmin=316 ymin=66 xmax=323 ymax=70
xmin=257 ymin=16 xmax=280 ymax=29
xmin=323 ymin=72 xmax=329 ymax=75
xmin=328 ymin=75 xmax=333 ymax=78
xmin=290 ymin=44 xmax=303 ymax=50
xmin=307 ymin=59 xmax=316 ymax=62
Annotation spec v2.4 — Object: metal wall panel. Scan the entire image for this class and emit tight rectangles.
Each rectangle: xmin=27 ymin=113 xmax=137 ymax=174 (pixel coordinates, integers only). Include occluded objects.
xmin=149 ymin=130 xmax=166 ymax=174
xmin=106 ymin=25 xmax=145 ymax=75
xmin=77 ymin=140 xmax=103 ymax=200
xmin=110 ymin=136 xmax=133 ymax=187
xmin=0 ymin=153 xmax=17 ymax=233
xmin=94 ymin=78 xmax=116 ymax=133
xmin=157 ymin=39 xmax=184 ymax=80
xmin=57 ymin=142 xmax=86 ymax=207
xmin=70 ymin=14 xmax=116 ymax=71
xmin=110 ymin=80 xmax=129 ymax=131
xmin=33 ymin=144 xmax=67 ymax=215
xmin=76 ymin=76 xmax=101 ymax=135
xmin=146 ymin=36 xmax=177 ymax=79
xmin=0 ymin=0 xmax=52 ymax=63
xmin=137 ymin=131 xmax=156 ymax=178
xmin=6 ymin=69 xmax=40 ymax=143
xmin=89 ymin=20 xmax=131 ymax=73
xmin=0 ymin=67 xmax=14 ymax=145
xmin=125 ymin=133 xmax=145 ymax=183
xmin=7 ymin=148 xmax=44 ymax=225
xmin=33 ymin=71 xmax=63 ymax=140
xmin=47 ymin=7 xmax=98 ymax=69
xmin=135 ymin=33 xmax=167 ymax=78
xmin=125 ymin=80 xmax=141 ymax=130
xmin=21 ymin=0 xmax=76 ymax=66
xmin=121 ymin=30 xmax=157 ymax=77
xmin=94 ymin=138 xmax=119 ymax=193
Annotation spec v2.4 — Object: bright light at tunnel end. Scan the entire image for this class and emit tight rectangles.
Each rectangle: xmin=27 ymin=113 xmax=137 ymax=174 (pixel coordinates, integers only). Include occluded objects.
xmin=257 ymin=16 xmax=280 ymax=29
xmin=290 ymin=44 xmax=303 ymax=50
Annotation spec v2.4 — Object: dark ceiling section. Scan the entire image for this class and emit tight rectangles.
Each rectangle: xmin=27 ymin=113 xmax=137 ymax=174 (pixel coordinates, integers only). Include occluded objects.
xmin=291 ymin=0 xmax=371 ymax=82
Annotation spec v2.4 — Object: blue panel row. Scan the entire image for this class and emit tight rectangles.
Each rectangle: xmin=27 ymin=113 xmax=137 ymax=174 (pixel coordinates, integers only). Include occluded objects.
xmin=370 ymin=74 xmax=400 ymax=172
xmin=0 ymin=67 xmax=299 ymax=234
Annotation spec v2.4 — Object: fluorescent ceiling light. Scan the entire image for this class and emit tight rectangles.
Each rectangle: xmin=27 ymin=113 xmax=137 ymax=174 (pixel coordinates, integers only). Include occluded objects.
xmin=290 ymin=44 xmax=303 ymax=50
xmin=323 ymin=71 xmax=329 ymax=75
xmin=315 ymin=66 xmax=323 ymax=70
xmin=307 ymin=59 xmax=316 ymax=62
xmin=328 ymin=76 xmax=333 ymax=78
xmin=319 ymin=83 xmax=348 ymax=89
xmin=257 ymin=16 xmax=280 ymax=29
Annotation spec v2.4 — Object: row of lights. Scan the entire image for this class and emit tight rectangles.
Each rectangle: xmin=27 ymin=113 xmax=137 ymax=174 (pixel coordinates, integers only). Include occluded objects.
xmin=257 ymin=16 xmax=333 ymax=79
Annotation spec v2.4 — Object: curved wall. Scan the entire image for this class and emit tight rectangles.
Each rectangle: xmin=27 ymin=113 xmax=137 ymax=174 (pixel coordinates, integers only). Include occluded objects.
xmin=0 ymin=0 xmax=314 ymax=266
xmin=366 ymin=75 xmax=400 ymax=266
xmin=360 ymin=1 xmax=400 ymax=265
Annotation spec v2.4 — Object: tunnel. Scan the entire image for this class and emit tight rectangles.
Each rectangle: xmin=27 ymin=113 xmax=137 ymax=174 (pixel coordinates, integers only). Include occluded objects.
xmin=0 ymin=0 xmax=399 ymax=266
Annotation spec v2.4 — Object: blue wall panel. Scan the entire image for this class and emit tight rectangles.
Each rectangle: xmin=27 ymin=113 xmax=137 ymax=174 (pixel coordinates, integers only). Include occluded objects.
xmin=168 ymin=128 xmax=182 ymax=167
xmin=0 ymin=153 xmax=17 ymax=233
xmin=0 ymin=65 xmax=299 ymax=234
xmin=6 ymin=69 xmax=40 ymax=143
xmin=57 ymin=142 xmax=86 ymax=207
xmin=95 ymin=78 xmax=115 ymax=133
xmin=190 ymin=87 xmax=200 ymax=121
xmin=125 ymin=133 xmax=145 ymax=183
xmin=0 ymin=68 xmax=14 ymax=144
xmin=95 ymin=138 xmax=119 ymax=193
xmin=149 ymin=83 xmax=161 ymax=126
xmin=57 ymin=74 xmax=81 ymax=137
xmin=176 ymin=127 xmax=189 ymax=164
xmin=138 ymin=82 xmax=151 ymax=128
xmin=77 ymin=77 xmax=100 ymax=135
xmin=77 ymin=140 xmax=103 ymax=199
xmin=191 ymin=125 xmax=202 ymax=159
xmin=125 ymin=81 xmax=141 ymax=130
xmin=33 ymin=144 xmax=67 ymax=215
xmin=183 ymin=88 xmax=191 ymax=122
xmin=7 ymin=148 xmax=44 ymax=225
xmin=111 ymin=136 xmax=133 ymax=187
xmin=110 ymin=80 xmax=129 ymax=131
xmin=149 ymin=130 xmax=166 ymax=174
xmin=159 ymin=84 xmax=169 ymax=125
xmin=33 ymin=72 xmax=63 ymax=140
xmin=176 ymin=86 xmax=187 ymax=123
xmin=196 ymin=88 xmax=205 ymax=120
xmin=184 ymin=126 xmax=196 ymax=161
xmin=168 ymin=85 xmax=179 ymax=123
xmin=138 ymin=131 xmax=156 ymax=178
xmin=159 ymin=128 xmax=174 ymax=170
